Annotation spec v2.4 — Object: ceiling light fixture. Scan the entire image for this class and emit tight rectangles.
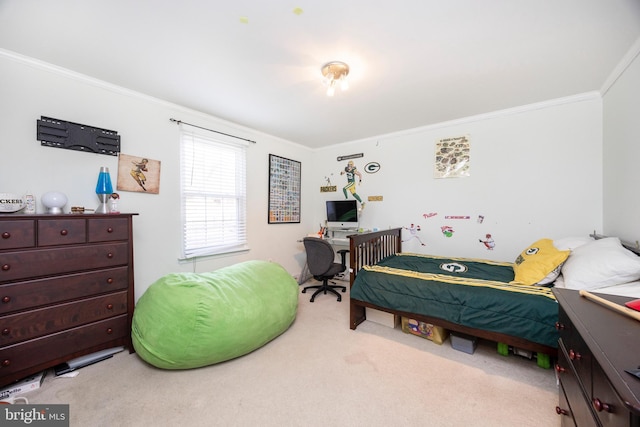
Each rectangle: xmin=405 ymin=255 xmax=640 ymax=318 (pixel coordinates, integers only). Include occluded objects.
xmin=321 ymin=61 xmax=349 ymax=97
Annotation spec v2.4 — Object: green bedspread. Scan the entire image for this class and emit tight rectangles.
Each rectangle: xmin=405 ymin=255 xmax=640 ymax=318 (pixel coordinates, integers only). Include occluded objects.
xmin=350 ymin=253 xmax=559 ymax=348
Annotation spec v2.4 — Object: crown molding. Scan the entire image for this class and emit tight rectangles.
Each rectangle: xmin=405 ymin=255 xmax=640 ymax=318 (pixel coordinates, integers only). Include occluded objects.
xmin=601 ymin=36 xmax=640 ymax=96
xmin=0 ymin=48 xmax=306 ymax=148
xmin=326 ymin=91 xmax=601 ymax=150
xmin=0 ymin=47 xmax=605 ymax=152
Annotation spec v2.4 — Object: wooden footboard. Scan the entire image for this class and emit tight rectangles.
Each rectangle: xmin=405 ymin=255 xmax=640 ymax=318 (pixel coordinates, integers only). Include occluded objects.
xmin=347 ymin=227 xmax=557 ymax=358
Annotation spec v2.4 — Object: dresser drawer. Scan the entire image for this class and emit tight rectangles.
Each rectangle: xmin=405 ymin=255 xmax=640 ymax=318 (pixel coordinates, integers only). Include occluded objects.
xmin=559 ymin=308 xmax=593 ymax=393
xmin=592 ymin=362 xmax=632 ymax=427
xmin=38 ymin=219 xmax=86 ymax=246
xmin=0 ymin=267 xmax=128 ymax=314
xmin=557 ymin=342 xmax=599 ymax=427
xmin=88 ymin=218 xmax=129 ymax=242
xmin=558 ymin=380 xmax=578 ymax=427
xmin=0 ymin=291 xmax=127 ymax=346
xmin=0 ymin=315 xmax=128 ymax=377
xmin=0 ymin=242 xmax=129 ymax=282
xmin=0 ymin=220 xmax=35 ymax=250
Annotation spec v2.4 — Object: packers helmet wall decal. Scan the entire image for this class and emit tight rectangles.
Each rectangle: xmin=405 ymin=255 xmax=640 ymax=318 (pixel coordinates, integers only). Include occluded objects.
xmin=364 ymin=162 xmax=381 ymax=173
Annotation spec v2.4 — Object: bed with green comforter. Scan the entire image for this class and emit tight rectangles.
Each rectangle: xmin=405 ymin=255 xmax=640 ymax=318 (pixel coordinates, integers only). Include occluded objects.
xmin=350 ymin=253 xmax=559 ymax=350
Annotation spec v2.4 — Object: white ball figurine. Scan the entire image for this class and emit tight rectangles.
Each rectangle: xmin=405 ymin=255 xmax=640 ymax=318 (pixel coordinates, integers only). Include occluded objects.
xmin=41 ymin=191 xmax=68 ymax=214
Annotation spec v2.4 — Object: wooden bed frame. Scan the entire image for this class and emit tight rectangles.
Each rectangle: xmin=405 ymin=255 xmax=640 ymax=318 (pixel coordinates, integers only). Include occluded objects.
xmin=348 ymin=227 xmax=558 ymax=357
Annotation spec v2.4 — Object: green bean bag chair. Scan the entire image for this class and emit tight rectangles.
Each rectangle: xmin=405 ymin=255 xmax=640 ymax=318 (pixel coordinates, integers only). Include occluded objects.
xmin=131 ymin=260 xmax=298 ymax=369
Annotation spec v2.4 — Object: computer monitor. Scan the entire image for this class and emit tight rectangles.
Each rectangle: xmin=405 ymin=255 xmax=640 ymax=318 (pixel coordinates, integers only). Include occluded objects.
xmin=326 ymin=200 xmax=358 ymax=229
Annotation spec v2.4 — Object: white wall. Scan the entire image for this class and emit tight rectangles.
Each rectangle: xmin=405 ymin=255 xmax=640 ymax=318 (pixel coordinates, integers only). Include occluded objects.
xmin=0 ymin=48 xmax=613 ymax=300
xmin=311 ymin=95 xmax=604 ymax=261
xmin=0 ymin=51 xmax=313 ymax=301
xmin=603 ymin=42 xmax=640 ymax=242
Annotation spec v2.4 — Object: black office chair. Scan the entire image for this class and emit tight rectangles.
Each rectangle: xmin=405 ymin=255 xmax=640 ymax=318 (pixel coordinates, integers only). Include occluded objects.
xmin=302 ymin=237 xmax=347 ymax=302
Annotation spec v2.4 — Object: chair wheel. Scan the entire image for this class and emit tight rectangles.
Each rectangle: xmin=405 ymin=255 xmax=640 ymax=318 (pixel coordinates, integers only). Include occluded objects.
xmin=301 ymin=289 xmax=306 ymax=293
xmin=341 ymin=288 xmax=346 ymax=292
xmin=337 ymin=296 xmax=342 ymax=302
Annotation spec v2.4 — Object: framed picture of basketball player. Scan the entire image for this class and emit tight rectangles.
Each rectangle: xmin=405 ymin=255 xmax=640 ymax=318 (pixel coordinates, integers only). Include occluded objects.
xmin=116 ymin=153 xmax=161 ymax=194
xmin=268 ymin=154 xmax=301 ymax=224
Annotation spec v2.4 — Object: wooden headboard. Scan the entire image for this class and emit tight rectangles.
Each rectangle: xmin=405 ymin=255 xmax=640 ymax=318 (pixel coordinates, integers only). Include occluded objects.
xmin=348 ymin=228 xmax=402 ymax=286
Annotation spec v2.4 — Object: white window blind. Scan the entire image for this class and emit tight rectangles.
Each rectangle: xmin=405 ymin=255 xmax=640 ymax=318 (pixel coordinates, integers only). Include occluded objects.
xmin=180 ymin=129 xmax=247 ymax=258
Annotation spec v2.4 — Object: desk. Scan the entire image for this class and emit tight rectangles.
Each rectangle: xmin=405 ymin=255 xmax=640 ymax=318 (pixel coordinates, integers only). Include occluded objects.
xmin=325 ymin=227 xmax=358 ymax=242
xmin=325 ymin=228 xmax=359 ymax=282
xmin=325 ymin=237 xmax=349 ymax=246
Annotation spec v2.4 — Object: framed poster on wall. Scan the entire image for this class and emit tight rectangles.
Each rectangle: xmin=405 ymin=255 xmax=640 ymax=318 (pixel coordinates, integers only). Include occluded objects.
xmin=268 ymin=154 xmax=301 ymax=224
xmin=116 ymin=153 xmax=161 ymax=194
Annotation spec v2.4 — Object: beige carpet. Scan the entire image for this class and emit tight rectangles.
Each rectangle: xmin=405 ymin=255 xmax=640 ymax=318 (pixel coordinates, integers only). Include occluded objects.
xmin=26 ymin=282 xmax=560 ymax=427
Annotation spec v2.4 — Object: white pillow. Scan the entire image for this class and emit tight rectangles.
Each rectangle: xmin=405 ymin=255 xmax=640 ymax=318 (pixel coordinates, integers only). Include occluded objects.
xmin=553 ymin=236 xmax=593 ymax=251
xmin=561 ymin=237 xmax=640 ymax=290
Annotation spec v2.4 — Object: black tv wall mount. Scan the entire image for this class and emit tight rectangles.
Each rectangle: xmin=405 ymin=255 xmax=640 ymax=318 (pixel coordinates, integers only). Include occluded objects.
xmin=37 ymin=116 xmax=121 ymax=156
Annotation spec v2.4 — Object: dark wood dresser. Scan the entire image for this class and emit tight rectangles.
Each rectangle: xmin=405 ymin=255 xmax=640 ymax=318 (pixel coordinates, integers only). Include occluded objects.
xmin=0 ymin=213 xmax=136 ymax=387
xmin=554 ymin=288 xmax=640 ymax=427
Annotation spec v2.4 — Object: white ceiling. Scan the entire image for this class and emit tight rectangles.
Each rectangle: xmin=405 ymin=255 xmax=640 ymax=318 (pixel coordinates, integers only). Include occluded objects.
xmin=1 ymin=1 xmax=639 ymax=149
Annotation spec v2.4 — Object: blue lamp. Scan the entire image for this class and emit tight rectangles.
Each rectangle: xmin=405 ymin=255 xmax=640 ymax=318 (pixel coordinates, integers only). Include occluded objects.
xmin=95 ymin=166 xmax=113 ymax=214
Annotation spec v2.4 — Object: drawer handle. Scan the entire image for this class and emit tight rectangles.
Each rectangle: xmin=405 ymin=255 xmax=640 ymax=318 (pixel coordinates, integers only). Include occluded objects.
xmin=568 ymin=349 xmax=582 ymax=361
xmin=1 ymin=264 xmax=9 ymax=272
xmin=107 ymin=278 xmax=114 ymax=284
xmin=1 ymin=296 xmax=10 ymax=304
xmin=555 ymin=406 xmax=569 ymax=416
xmin=107 ymin=227 xmax=114 ymax=233
xmin=554 ymin=364 xmax=566 ymax=374
xmin=106 ymin=304 xmax=114 ymax=310
xmin=555 ymin=322 xmax=565 ymax=330
xmin=60 ymin=229 xmax=68 ymax=236
xmin=107 ymin=253 xmax=114 ymax=259
xmin=1 ymin=359 xmax=10 ymax=368
xmin=1 ymin=328 xmax=9 ymax=336
xmin=1 ymin=232 xmax=10 ymax=239
xmin=592 ymin=398 xmax=612 ymax=413
xmin=106 ymin=328 xmax=113 ymax=335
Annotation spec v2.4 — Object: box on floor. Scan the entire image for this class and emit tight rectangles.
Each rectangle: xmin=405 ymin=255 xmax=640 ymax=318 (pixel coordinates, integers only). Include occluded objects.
xmin=365 ymin=308 xmax=399 ymax=328
xmin=0 ymin=370 xmax=46 ymax=399
xmin=450 ymin=332 xmax=478 ymax=354
xmin=401 ymin=317 xmax=448 ymax=344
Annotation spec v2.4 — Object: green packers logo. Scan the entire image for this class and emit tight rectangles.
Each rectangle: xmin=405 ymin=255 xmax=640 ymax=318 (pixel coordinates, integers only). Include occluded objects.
xmin=525 ymin=247 xmax=539 ymax=255
xmin=440 ymin=262 xmax=468 ymax=273
xmin=515 ymin=247 xmax=539 ymax=265
xmin=364 ymin=162 xmax=381 ymax=173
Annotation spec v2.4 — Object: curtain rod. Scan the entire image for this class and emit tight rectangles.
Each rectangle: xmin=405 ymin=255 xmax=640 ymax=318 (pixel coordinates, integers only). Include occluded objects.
xmin=170 ymin=118 xmax=257 ymax=144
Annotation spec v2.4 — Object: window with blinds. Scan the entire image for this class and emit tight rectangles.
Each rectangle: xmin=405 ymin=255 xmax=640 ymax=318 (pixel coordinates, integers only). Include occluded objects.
xmin=180 ymin=130 xmax=248 ymax=258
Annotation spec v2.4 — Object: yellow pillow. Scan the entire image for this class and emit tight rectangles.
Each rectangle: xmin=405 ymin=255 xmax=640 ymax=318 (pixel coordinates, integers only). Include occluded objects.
xmin=512 ymin=238 xmax=570 ymax=285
